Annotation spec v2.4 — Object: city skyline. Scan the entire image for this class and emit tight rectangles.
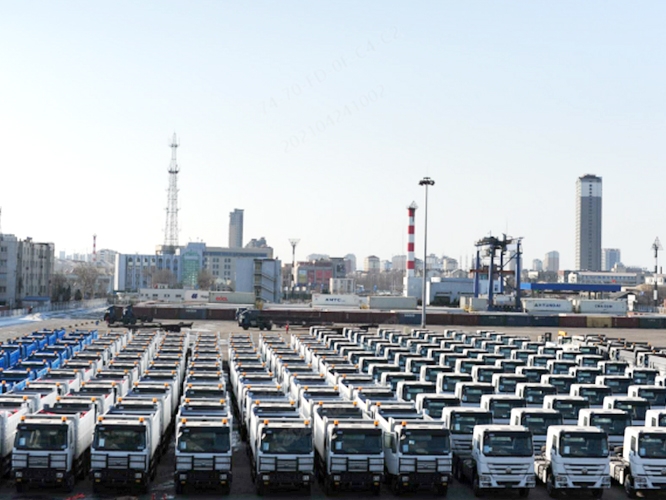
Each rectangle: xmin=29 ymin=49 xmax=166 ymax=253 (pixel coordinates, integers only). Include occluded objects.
xmin=2 ymin=2 xmax=665 ymax=269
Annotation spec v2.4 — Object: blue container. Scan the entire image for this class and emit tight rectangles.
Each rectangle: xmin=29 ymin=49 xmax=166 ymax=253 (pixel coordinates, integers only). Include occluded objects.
xmin=530 ymin=315 xmax=560 ymax=327
xmin=398 ymin=313 xmax=421 ymax=325
xmin=505 ymin=314 xmax=532 ymax=327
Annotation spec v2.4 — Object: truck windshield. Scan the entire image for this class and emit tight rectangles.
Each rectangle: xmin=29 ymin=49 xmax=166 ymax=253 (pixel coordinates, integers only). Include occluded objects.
xmin=524 ymin=387 xmax=555 ymax=404
xmin=497 ymin=378 xmax=522 ymax=393
xmin=637 ymin=389 xmax=666 ymax=406
xmin=575 ymin=371 xmax=599 ymax=384
xmin=450 ymin=413 xmax=492 ymax=434
xmin=522 ymin=414 xmax=563 ymax=435
xmin=554 ymin=400 xmax=588 ymax=419
xmin=490 ymin=400 xmax=524 ymax=419
xmin=441 ymin=377 xmax=469 ymax=392
xmin=549 ymin=378 xmax=573 ymax=393
xmin=638 ymin=433 xmax=666 ymax=459
xmin=93 ymin=426 xmax=146 ymax=451
xmin=579 ymin=388 xmax=610 ymax=405
xmin=483 ymin=432 xmax=532 ymax=457
xmin=560 ymin=433 xmax=608 ymax=457
xmin=178 ymin=427 xmax=230 ymax=453
xmin=260 ymin=428 xmax=312 ymax=455
xmin=614 ymin=402 xmax=648 ymax=421
xmin=590 ymin=414 xmax=631 ymax=435
xmin=332 ymin=429 xmax=381 ymax=455
xmin=461 ymin=386 xmax=492 ymax=404
xmin=605 ymin=364 xmax=627 ymax=375
xmin=633 ymin=372 xmax=656 ymax=385
xmin=15 ymin=425 xmax=67 ymax=450
xmin=401 ymin=430 xmax=450 ymax=455
xmin=423 ymin=400 xmax=458 ymax=419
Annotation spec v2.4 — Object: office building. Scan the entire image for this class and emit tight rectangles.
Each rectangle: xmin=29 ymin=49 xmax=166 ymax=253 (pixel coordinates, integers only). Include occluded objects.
xmin=228 ymin=209 xmax=244 ymax=248
xmin=576 ymin=174 xmax=602 ymax=271
xmin=532 ymin=259 xmax=543 ymax=272
xmin=602 ymin=248 xmax=621 ymax=271
xmin=544 ymin=251 xmax=560 ymax=272
xmin=0 ymin=234 xmax=54 ymax=308
xmin=364 ymin=255 xmax=381 ymax=273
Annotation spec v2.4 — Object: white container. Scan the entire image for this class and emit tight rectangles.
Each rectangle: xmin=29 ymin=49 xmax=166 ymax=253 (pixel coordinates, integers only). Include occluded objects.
xmin=461 ymin=296 xmax=488 ymax=311
xmin=575 ymin=300 xmax=627 ymax=315
xmin=522 ymin=298 xmax=573 ymax=314
xmin=368 ymin=296 xmax=417 ymax=310
xmin=311 ymin=294 xmax=361 ymax=308
xmin=208 ymin=292 xmax=256 ymax=304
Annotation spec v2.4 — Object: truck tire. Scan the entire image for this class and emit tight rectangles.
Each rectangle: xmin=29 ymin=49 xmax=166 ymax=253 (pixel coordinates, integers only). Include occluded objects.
xmin=453 ymin=459 xmax=463 ymax=482
xmin=546 ymin=473 xmax=559 ymax=499
xmin=372 ymin=484 xmax=381 ymax=496
xmin=472 ymin=473 xmax=484 ymax=498
xmin=15 ymin=483 xmax=26 ymax=493
xmin=624 ymin=475 xmax=637 ymax=499
xmin=267 ymin=324 xmax=273 ymax=331
xmin=242 ymin=325 xmax=249 ymax=330
xmin=256 ymin=481 xmax=265 ymax=496
xmin=175 ymin=481 xmax=184 ymax=494
xmin=324 ymin=478 xmax=335 ymax=495
xmin=64 ymin=474 xmax=75 ymax=493
xmin=435 ymin=485 xmax=448 ymax=497
xmin=518 ymin=488 xmax=529 ymax=498
xmin=391 ymin=477 xmax=402 ymax=495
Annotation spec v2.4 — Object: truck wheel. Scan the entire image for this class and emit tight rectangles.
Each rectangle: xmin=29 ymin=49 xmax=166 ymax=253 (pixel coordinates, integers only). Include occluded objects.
xmin=435 ymin=485 xmax=448 ymax=497
xmin=624 ymin=475 xmax=637 ymax=499
xmin=267 ymin=324 xmax=273 ymax=331
xmin=175 ymin=481 xmax=184 ymax=494
xmin=64 ymin=474 xmax=75 ymax=493
xmin=391 ymin=477 xmax=402 ymax=495
xmin=546 ymin=473 xmax=559 ymax=499
xmin=256 ymin=482 xmax=264 ymax=496
xmin=242 ymin=325 xmax=249 ymax=330
xmin=472 ymin=474 xmax=484 ymax=498
xmin=372 ymin=484 xmax=381 ymax=496
xmin=324 ymin=478 xmax=335 ymax=495
xmin=453 ymin=459 xmax=463 ymax=482
xmin=15 ymin=483 xmax=26 ymax=493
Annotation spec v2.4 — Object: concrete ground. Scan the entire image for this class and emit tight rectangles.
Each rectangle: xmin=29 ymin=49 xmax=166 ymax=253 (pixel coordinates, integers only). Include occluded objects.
xmin=1 ymin=313 xmax=664 ymax=500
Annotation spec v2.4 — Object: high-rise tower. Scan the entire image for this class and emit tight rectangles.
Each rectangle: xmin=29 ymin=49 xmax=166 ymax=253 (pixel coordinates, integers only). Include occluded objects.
xmin=575 ymin=174 xmax=602 ymax=271
xmin=164 ymin=133 xmax=180 ymax=253
xmin=229 ymin=209 xmax=244 ymax=248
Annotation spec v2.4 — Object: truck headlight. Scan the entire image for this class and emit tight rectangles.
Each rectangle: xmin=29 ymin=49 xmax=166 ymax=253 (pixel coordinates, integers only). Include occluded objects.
xmin=333 ymin=475 xmax=341 ymax=481
xmin=441 ymin=475 xmax=448 ymax=483
xmin=56 ymin=472 xmax=64 ymax=478
xmin=303 ymin=475 xmax=310 ymax=482
xmin=219 ymin=473 xmax=228 ymax=480
xmin=180 ymin=474 xmax=187 ymax=480
xmin=94 ymin=472 xmax=101 ymax=478
xmin=134 ymin=472 xmax=142 ymax=479
xmin=480 ymin=475 xmax=492 ymax=482
xmin=401 ymin=476 xmax=410 ymax=482
xmin=373 ymin=475 xmax=381 ymax=482
xmin=602 ymin=477 xmax=611 ymax=487
xmin=262 ymin=474 xmax=270 ymax=481
xmin=556 ymin=476 xmax=568 ymax=486
xmin=15 ymin=472 xmax=22 ymax=478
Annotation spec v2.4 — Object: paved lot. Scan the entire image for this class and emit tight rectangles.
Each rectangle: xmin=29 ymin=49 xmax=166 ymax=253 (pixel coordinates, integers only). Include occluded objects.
xmin=0 ymin=314 xmax=663 ymax=500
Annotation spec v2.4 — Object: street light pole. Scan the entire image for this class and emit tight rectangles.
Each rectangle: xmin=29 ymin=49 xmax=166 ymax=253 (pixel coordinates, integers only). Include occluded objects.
xmin=419 ymin=177 xmax=435 ymax=328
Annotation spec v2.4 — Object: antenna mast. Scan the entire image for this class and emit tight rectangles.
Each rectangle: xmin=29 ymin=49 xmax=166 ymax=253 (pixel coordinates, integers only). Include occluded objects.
xmin=164 ymin=133 xmax=180 ymax=252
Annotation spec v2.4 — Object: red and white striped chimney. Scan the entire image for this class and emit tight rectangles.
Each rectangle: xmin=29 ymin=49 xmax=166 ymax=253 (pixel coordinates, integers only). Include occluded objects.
xmin=407 ymin=202 xmax=417 ymax=277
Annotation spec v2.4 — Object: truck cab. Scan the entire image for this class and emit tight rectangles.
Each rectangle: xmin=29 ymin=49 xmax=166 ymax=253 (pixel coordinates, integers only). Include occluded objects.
xmin=441 ymin=407 xmax=493 ymax=481
xmin=646 ymin=409 xmax=666 ymax=428
xmin=541 ymin=375 xmax=575 ymax=395
xmin=609 ymin=426 xmax=666 ymax=497
xmin=569 ymin=366 xmax=602 ymax=385
xmin=543 ymin=395 xmax=590 ymax=425
xmin=515 ymin=383 xmax=557 ymax=407
xmin=625 ymin=367 xmax=658 ymax=386
xmin=471 ymin=365 xmax=503 ymax=384
xmin=436 ymin=373 xmax=472 ymax=395
xmin=516 ymin=366 xmax=549 ymax=384
xmin=492 ymin=373 xmax=528 ymax=394
xmin=547 ymin=359 xmax=577 ymax=376
xmin=578 ymin=409 xmax=632 ymax=447
xmin=460 ymin=425 xmax=535 ymax=496
xmin=603 ymin=396 xmax=650 ymax=426
xmin=595 ymin=375 xmax=632 ymax=395
xmin=415 ymin=394 xmax=461 ymax=420
xmin=455 ymin=382 xmax=494 ymax=407
xmin=381 ymin=419 xmax=451 ymax=495
xmin=534 ymin=425 xmax=610 ymax=498
xmin=510 ymin=408 xmax=563 ymax=455
xmin=480 ymin=395 xmax=526 ymax=425
xmin=627 ymin=385 xmax=666 ymax=407
xmin=598 ymin=361 xmax=629 ymax=376
xmin=570 ymin=384 xmax=612 ymax=408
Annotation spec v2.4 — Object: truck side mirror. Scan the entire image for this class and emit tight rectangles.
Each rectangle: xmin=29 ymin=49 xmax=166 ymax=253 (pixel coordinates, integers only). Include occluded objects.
xmin=540 ymin=445 xmax=546 ymax=454
xmin=614 ymin=446 xmax=623 ymax=455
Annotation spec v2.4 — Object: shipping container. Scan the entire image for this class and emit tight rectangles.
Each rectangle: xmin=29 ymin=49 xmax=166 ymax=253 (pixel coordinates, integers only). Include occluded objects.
xmin=586 ymin=315 xmax=612 ymax=328
xmin=478 ymin=314 xmax=508 ymax=327
xmin=505 ymin=314 xmax=532 ymax=327
xmin=573 ymin=299 xmax=628 ymax=315
xmin=522 ymin=298 xmax=573 ymax=314
xmin=460 ymin=296 xmax=488 ymax=311
xmin=612 ymin=316 xmax=639 ymax=328
xmin=311 ymin=294 xmax=361 ymax=308
xmin=559 ymin=316 xmax=587 ymax=328
xmin=208 ymin=292 xmax=256 ymax=304
xmin=368 ymin=295 xmax=417 ymax=310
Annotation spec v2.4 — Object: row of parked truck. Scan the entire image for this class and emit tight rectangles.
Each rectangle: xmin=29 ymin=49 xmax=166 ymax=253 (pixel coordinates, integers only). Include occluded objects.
xmin=0 ymin=325 xmax=234 ymax=495
xmin=226 ymin=326 xmax=666 ymax=498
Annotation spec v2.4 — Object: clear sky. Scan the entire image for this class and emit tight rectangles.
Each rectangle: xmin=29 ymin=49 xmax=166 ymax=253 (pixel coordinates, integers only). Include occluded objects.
xmin=1 ymin=1 xmax=665 ymax=270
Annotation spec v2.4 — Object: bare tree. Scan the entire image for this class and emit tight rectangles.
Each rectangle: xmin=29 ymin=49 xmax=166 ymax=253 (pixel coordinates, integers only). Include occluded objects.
xmin=150 ymin=269 xmax=178 ymax=287
xmin=74 ymin=263 xmax=99 ymax=299
xmin=51 ymin=272 xmax=69 ymax=302
xmin=197 ymin=269 xmax=215 ymax=290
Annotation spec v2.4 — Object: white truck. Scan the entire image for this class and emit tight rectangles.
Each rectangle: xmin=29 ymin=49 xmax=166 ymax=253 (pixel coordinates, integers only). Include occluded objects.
xmin=381 ymin=418 xmax=451 ymax=496
xmin=458 ymin=424 xmax=535 ymax=497
xmin=441 ymin=407 xmax=493 ymax=481
xmin=12 ymin=403 xmax=95 ymax=492
xmin=250 ymin=417 xmax=314 ymax=495
xmin=609 ymin=426 xmax=666 ymax=497
xmin=315 ymin=417 xmax=383 ymax=494
xmin=174 ymin=417 xmax=232 ymax=494
xmin=577 ymin=409 xmax=631 ymax=448
xmin=510 ymin=408 xmax=563 ymax=455
xmin=0 ymin=408 xmax=26 ymax=476
xmin=534 ymin=425 xmax=610 ymax=498
xmin=90 ymin=413 xmax=161 ymax=494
